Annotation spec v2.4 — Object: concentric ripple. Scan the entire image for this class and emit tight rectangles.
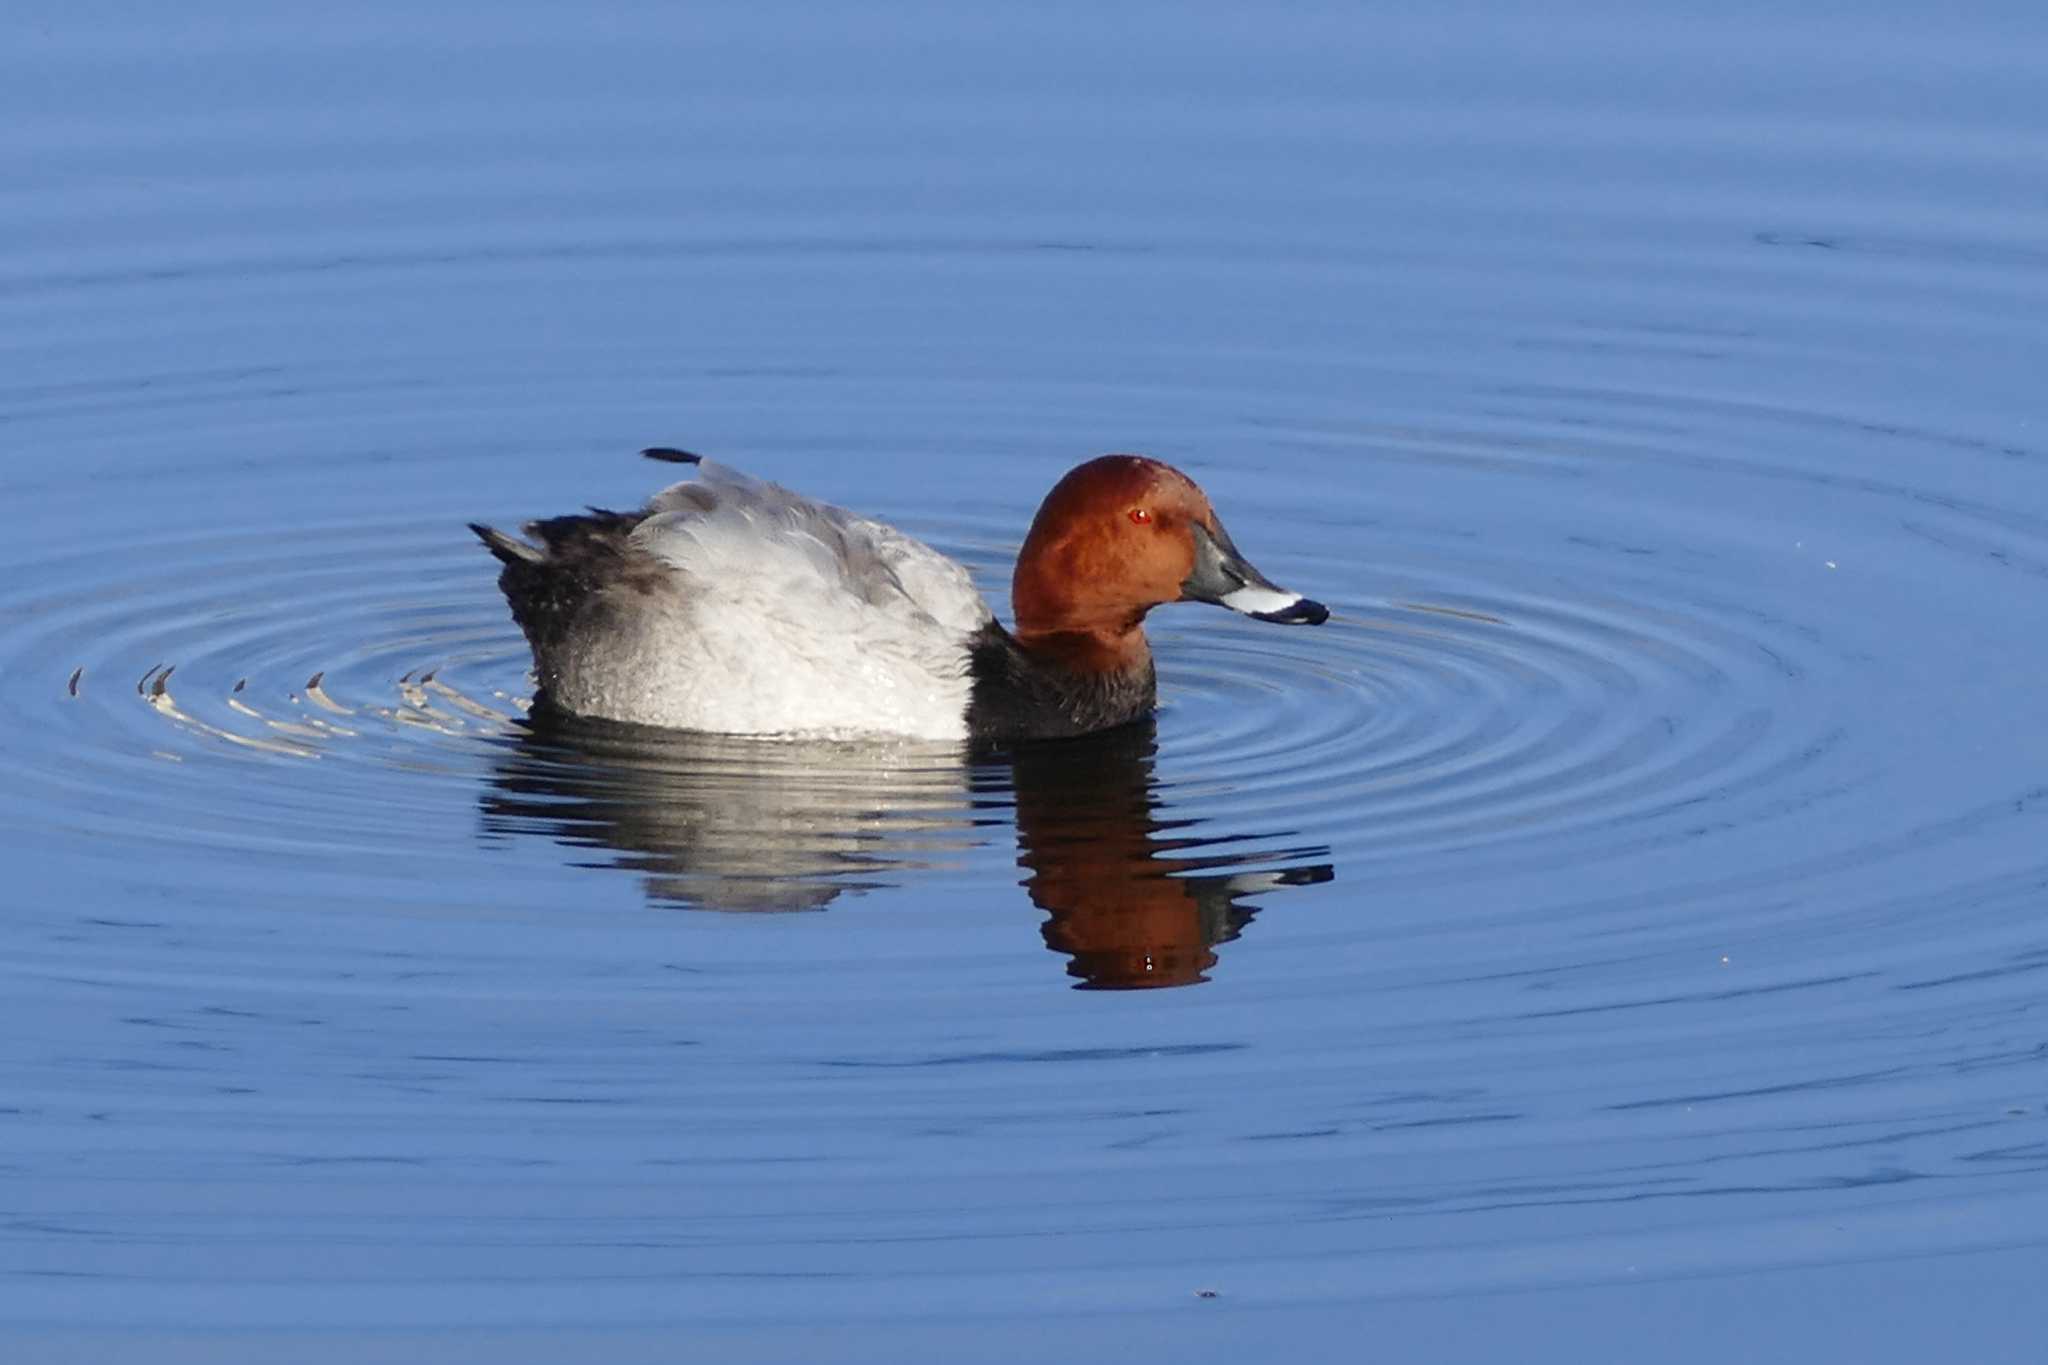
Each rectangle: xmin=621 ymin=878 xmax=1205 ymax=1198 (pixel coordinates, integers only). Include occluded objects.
xmin=0 ymin=449 xmax=1842 ymax=926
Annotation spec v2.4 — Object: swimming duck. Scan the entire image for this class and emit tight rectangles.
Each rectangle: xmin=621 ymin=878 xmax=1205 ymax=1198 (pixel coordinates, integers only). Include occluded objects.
xmin=471 ymin=448 xmax=1327 ymax=743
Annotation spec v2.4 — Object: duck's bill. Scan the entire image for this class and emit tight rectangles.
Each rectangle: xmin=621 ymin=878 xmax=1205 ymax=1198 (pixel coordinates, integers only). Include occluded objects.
xmin=1223 ymin=583 xmax=1330 ymax=624
xmin=1183 ymin=521 xmax=1331 ymax=626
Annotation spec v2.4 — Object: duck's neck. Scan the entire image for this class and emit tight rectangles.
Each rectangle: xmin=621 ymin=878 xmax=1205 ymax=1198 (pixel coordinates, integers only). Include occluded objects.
xmin=1011 ymin=623 xmax=1152 ymax=679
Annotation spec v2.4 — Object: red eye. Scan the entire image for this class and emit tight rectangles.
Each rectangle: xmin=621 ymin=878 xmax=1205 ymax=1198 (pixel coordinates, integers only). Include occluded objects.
xmin=1128 ymin=507 xmax=1152 ymax=526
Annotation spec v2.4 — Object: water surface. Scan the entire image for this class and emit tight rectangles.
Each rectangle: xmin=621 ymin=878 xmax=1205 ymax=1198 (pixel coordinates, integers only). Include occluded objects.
xmin=4 ymin=2 xmax=2047 ymax=1358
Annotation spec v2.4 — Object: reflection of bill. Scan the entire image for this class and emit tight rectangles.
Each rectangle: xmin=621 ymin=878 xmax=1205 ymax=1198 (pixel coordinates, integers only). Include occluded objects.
xmin=480 ymin=710 xmax=1333 ymax=987
xmin=1006 ymin=721 xmax=1333 ymax=990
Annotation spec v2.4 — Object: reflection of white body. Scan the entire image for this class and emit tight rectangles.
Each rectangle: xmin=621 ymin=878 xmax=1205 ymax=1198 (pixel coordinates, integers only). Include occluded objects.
xmin=549 ymin=464 xmax=994 ymax=741
xmin=486 ymin=727 xmax=978 ymax=911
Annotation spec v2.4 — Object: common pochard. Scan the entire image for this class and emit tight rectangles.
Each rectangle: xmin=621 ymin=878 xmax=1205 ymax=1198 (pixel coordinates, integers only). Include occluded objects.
xmin=471 ymin=448 xmax=1327 ymax=743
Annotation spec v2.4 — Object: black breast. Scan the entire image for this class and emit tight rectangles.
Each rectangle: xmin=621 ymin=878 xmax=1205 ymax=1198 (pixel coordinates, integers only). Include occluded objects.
xmin=964 ymin=621 xmax=1157 ymax=745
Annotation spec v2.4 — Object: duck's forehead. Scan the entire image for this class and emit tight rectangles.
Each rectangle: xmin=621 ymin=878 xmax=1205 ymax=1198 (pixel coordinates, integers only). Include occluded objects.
xmin=1073 ymin=455 xmax=1203 ymax=507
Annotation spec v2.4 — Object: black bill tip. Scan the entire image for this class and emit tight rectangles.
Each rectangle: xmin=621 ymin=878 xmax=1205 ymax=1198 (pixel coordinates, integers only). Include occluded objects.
xmin=1251 ymin=597 xmax=1330 ymax=626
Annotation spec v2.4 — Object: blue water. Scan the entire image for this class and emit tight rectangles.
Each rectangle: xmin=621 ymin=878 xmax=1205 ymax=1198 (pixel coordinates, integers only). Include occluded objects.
xmin=5 ymin=3 xmax=2048 ymax=1359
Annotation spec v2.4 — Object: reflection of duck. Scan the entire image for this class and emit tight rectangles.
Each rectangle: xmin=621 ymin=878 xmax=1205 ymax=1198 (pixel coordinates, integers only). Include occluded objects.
xmin=1003 ymin=719 xmax=1333 ymax=989
xmin=480 ymin=711 xmax=1332 ymax=987
xmin=480 ymin=711 xmax=975 ymax=912
xmin=470 ymin=449 xmax=1326 ymax=742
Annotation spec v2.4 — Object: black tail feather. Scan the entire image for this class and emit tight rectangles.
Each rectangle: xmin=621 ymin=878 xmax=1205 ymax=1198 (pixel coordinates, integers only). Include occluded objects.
xmin=642 ymin=447 xmax=702 ymax=465
xmin=469 ymin=522 xmax=542 ymax=567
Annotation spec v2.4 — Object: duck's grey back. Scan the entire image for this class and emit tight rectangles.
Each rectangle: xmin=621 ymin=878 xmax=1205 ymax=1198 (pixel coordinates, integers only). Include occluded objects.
xmin=638 ymin=462 xmax=991 ymax=640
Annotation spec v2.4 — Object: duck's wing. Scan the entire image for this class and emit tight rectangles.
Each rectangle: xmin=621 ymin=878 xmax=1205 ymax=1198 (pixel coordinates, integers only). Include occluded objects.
xmin=635 ymin=461 xmax=993 ymax=638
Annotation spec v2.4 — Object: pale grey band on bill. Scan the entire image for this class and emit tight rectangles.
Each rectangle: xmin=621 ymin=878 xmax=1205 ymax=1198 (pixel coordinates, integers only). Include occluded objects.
xmin=1220 ymin=582 xmax=1305 ymax=616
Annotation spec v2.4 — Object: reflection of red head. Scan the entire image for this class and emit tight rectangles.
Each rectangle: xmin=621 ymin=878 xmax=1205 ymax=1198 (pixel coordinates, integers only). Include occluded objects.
xmin=1039 ymin=893 xmax=1220 ymax=990
xmin=1011 ymin=722 xmax=1252 ymax=991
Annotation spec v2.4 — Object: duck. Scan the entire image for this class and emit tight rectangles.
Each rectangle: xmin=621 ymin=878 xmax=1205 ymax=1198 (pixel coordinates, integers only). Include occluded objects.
xmin=470 ymin=448 xmax=1327 ymax=744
